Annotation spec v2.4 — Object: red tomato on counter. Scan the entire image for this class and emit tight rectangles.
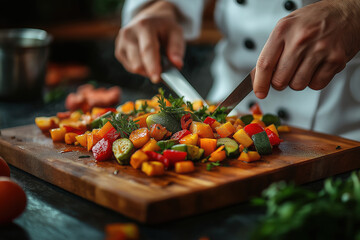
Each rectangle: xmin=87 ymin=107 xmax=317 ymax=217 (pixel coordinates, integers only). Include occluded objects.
xmin=0 ymin=177 xmax=27 ymax=224
xmin=0 ymin=156 xmax=10 ymax=177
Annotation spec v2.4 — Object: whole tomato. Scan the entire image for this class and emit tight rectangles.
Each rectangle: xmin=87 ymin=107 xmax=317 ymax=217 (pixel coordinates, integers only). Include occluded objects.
xmin=0 ymin=177 xmax=27 ymax=224
xmin=0 ymin=156 xmax=10 ymax=177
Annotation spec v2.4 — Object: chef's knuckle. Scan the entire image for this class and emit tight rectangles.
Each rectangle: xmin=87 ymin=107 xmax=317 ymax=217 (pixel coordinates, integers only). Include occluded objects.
xmin=137 ymin=18 xmax=153 ymax=29
xmin=289 ymin=80 xmax=306 ymax=91
xmin=271 ymin=76 xmax=286 ymax=90
xmin=257 ymin=57 xmax=272 ymax=72
xmin=275 ymin=18 xmax=290 ymax=36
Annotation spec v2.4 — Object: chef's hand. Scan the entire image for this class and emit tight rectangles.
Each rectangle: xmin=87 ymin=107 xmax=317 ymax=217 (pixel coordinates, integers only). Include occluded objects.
xmin=253 ymin=0 xmax=360 ymax=99
xmin=115 ymin=1 xmax=185 ymax=83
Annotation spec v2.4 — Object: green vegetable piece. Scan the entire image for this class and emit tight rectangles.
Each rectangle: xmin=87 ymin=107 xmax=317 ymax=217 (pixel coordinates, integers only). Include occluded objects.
xmin=171 ymin=144 xmax=187 ymax=152
xmin=186 ymin=145 xmax=204 ymax=161
xmin=157 ymin=139 xmax=178 ymax=151
xmin=90 ymin=111 xmax=113 ymax=129
xmin=240 ymin=114 xmax=254 ymax=125
xmin=112 ymin=138 xmax=134 ymax=165
xmin=261 ymin=113 xmax=281 ymax=127
xmin=217 ymin=138 xmax=239 ymax=157
xmin=146 ymin=112 xmax=182 ymax=133
xmin=252 ymin=131 xmax=272 ymax=155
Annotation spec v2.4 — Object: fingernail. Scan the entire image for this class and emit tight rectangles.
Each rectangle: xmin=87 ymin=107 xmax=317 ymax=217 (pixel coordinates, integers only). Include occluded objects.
xmin=150 ymin=74 xmax=160 ymax=84
xmin=255 ymin=91 xmax=266 ymax=99
xmin=171 ymin=55 xmax=183 ymax=67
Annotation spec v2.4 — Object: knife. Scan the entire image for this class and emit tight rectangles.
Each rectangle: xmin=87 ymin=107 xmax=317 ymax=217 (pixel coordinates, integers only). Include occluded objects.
xmin=161 ymin=55 xmax=208 ymax=106
xmin=216 ymin=69 xmax=255 ymax=115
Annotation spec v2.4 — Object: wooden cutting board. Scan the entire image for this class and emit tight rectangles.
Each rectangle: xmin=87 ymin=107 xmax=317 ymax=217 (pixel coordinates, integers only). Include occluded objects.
xmin=1 ymin=124 xmax=360 ymax=224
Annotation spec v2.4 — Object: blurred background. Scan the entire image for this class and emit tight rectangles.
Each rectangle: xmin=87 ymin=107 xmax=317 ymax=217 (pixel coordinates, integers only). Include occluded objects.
xmin=0 ymin=0 xmax=221 ymax=99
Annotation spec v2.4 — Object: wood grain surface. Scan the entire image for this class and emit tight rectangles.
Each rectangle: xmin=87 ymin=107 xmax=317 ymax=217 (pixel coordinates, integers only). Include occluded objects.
xmin=0 ymin=125 xmax=359 ymax=224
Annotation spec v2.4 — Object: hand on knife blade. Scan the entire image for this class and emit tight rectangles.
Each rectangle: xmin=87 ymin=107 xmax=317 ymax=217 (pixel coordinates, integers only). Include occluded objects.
xmin=216 ymin=68 xmax=256 ymax=116
xmin=160 ymin=54 xmax=208 ymax=106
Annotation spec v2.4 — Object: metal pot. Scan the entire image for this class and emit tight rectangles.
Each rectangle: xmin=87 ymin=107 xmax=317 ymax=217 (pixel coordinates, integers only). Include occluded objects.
xmin=0 ymin=28 xmax=52 ymax=100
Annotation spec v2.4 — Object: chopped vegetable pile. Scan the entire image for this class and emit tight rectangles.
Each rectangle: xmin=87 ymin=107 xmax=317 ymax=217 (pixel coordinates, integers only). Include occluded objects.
xmin=35 ymin=89 xmax=290 ymax=177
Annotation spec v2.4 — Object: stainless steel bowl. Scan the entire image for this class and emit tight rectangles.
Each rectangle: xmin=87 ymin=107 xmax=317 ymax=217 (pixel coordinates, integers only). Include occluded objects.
xmin=0 ymin=28 xmax=52 ymax=100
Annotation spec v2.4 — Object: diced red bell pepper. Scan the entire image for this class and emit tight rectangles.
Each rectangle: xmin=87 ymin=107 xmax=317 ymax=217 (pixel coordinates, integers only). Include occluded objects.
xmin=102 ymin=127 xmax=120 ymax=143
xmin=265 ymin=128 xmax=283 ymax=146
xmin=181 ymin=113 xmax=192 ymax=130
xmin=244 ymin=123 xmax=264 ymax=137
xmin=203 ymin=116 xmax=216 ymax=126
xmin=250 ymin=102 xmax=263 ymax=115
xmin=170 ymin=129 xmax=191 ymax=141
xmin=163 ymin=150 xmax=187 ymax=166
xmin=63 ymin=125 xmax=86 ymax=135
xmin=92 ymin=138 xmax=113 ymax=161
xmin=145 ymin=151 xmax=170 ymax=169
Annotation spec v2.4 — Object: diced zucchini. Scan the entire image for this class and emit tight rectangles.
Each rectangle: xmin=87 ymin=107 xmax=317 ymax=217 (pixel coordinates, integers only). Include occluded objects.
xmin=112 ymin=138 xmax=134 ymax=165
xmin=171 ymin=144 xmax=187 ymax=152
xmin=240 ymin=114 xmax=254 ymax=125
xmin=261 ymin=114 xmax=281 ymax=127
xmin=90 ymin=111 xmax=113 ymax=129
xmin=217 ymin=137 xmax=239 ymax=157
xmin=157 ymin=139 xmax=178 ymax=151
xmin=186 ymin=145 xmax=204 ymax=161
xmin=251 ymin=131 xmax=272 ymax=155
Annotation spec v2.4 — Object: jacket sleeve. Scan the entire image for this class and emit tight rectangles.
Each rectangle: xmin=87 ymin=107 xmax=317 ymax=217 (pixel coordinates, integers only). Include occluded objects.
xmin=121 ymin=0 xmax=206 ymax=40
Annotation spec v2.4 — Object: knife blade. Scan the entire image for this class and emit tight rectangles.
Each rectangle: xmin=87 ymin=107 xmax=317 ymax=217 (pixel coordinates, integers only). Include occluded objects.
xmin=216 ymin=69 xmax=255 ymax=115
xmin=161 ymin=55 xmax=208 ymax=106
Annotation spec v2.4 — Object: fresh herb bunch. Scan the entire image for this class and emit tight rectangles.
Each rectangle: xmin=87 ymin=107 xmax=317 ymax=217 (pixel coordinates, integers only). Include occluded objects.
xmin=251 ymin=172 xmax=360 ymax=240
xmin=157 ymin=88 xmax=189 ymax=120
xmin=109 ymin=113 xmax=139 ymax=138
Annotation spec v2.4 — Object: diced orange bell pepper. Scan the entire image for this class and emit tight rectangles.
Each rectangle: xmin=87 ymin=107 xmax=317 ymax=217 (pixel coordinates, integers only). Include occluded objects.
xmin=65 ymin=132 xmax=78 ymax=145
xmin=233 ymin=129 xmax=253 ymax=148
xmin=208 ymin=105 xmax=217 ymax=113
xmin=141 ymin=161 xmax=165 ymax=176
xmin=238 ymin=151 xmax=261 ymax=162
xmin=75 ymin=132 xmax=89 ymax=148
xmin=35 ymin=116 xmax=60 ymax=132
xmin=129 ymin=128 xmax=150 ymax=149
xmin=133 ymin=113 xmax=154 ymax=128
xmin=130 ymin=150 xmax=149 ymax=169
xmin=210 ymin=120 xmax=221 ymax=131
xmin=119 ymin=101 xmax=135 ymax=114
xmin=233 ymin=118 xmax=245 ymax=128
xmin=208 ymin=145 xmax=226 ymax=162
xmin=96 ymin=121 xmax=114 ymax=139
xmin=175 ymin=161 xmax=195 ymax=173
xmin=238 ymin=144 xmax=245 ymax=152
xmin=192 ymin=100 xmax=204 ymax=111
xmin=190 ymin=122 xmax=214 ymax=139
xmin=277 ymin=125 xmax=291 ymax=132
xmin=141 ymin=138 xmax=161 ymax=152
xmin=87 ymin=129 xmax=101 ymax=151
xmin=216 ymin=122 xmax=236 ymax=138
xmin=265 ymin=124 xmax=279 ymax=137
xmin=105 ymin=223 xmax=139 ymax=240
xmin=179 ymin=133 xmax=199 ymax=146
xmin=50 ymin=127 xmax=66 ymax=142
xmin=200 ymin=138 xmax=217 ymax=157
xmin=225 ymin=116 xmax=237 ymax=124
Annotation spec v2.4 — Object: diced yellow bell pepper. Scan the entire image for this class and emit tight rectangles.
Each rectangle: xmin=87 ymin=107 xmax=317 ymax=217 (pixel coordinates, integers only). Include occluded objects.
xmin=233 ymin=129 xmax=253 ymax=148
xmin=238 ymin=151 xmax=261 ymax=162
xmin=141 ymin=138 xmax=161 ymax=152
xmin=130 ymin=150 xmax=149 ymax=169
xmin=75 ymin=132 xmax=89 ymax=148
xmin=277 ymin=125 xmax=291 ymax=132
xmin=50 ymin=127 xmax=66 ymax=142
xmin=252 ymin=114 xmax=263 ymax=120
xmin=190 ymin=122 xmax=214 ymax=139
xmin=35 ymin=116 xmax=59 ymax=132
xmin=175 ymin=161 xmax=195 ymax=173
xmin=179 ymin=133 xmax=199 ymax=146
xmin=65 ymin=132 xmax=78 ymax=145
xmin=216 ymin=122 xmax=236 ymax=138
xmin=192 ymin=100 xmax=204 ymax=111
xmin=142 ymin=161 xmax=165 ymax=177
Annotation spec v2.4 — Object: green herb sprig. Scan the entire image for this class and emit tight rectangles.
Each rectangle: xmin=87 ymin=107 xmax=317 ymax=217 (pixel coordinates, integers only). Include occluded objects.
xmin=206 ymin=161 xmax=221 ymax=171
xmin=109 ymin=113 xmax=139 ymax=138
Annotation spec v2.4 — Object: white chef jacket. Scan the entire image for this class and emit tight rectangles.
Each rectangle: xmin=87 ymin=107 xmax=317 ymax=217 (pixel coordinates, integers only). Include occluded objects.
xmin=122 ymin=0 xmax=360 ymax=141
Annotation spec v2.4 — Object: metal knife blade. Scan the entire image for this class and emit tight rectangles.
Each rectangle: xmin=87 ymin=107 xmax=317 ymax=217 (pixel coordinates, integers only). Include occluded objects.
xmin=161 ymin=55 xmax=207 ymax=106
xmin=216 ymin=69 xmax=255 ymax=115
